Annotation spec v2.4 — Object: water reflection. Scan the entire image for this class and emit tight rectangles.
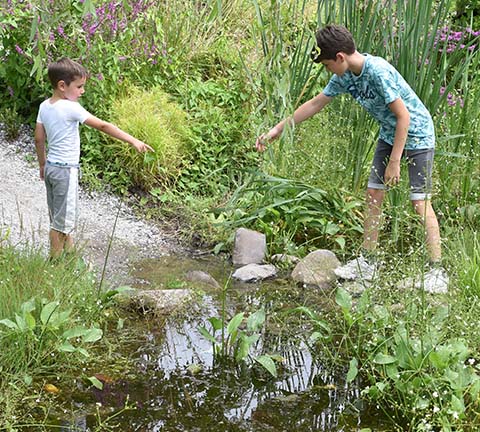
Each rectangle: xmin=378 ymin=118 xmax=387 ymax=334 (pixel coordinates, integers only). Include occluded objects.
xmin=45 ymin=255 xmax=389 ymax=431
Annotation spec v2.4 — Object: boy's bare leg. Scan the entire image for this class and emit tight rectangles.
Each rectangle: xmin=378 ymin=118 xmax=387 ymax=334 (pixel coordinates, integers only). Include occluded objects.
xmin=411 ymin=200 xmax=442 ymax=263
xmin=49 ymin=229 xmax=74 ymax=258
xmin=362 ymin=188 xmax=385 ymax=253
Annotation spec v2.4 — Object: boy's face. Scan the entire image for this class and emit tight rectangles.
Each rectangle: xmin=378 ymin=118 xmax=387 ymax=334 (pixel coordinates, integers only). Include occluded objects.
xmin=321 ymin=54 xmax=348 ymax=76
xmin=59 ymin=76 xmax=86 ymax=102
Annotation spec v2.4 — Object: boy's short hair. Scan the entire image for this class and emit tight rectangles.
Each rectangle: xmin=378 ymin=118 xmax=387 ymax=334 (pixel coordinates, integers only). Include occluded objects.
xmin=312 ymin=24 xmax=356 ymax=63
xmin=47 ymin=57 xmax=87 ymax=88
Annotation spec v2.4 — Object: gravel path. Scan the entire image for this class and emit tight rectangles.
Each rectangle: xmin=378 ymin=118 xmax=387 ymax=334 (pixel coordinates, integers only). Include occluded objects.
xmin=0 ymin=125 xmax=182 ymax=284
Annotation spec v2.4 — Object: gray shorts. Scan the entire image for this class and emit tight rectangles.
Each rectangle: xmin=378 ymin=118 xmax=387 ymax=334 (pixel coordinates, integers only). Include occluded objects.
xmin=367 ymin=139 xmax=434 ymax=200
xmin=44 ymin=162 xmax=79 ymax=234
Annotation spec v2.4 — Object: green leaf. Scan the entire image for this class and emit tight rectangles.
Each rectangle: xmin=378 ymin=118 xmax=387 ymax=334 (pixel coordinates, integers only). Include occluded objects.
xmin=347 ymin=357 xmax=358 ymax=382
xmin=82 ymin=328 xmax=103 ymax=343
xmin=246 ymin=308 xmax=265 ymax=332
xmin=208 ymin=317 xmax=223 ymax=331
xmin=0 ymin=319 xmax=18 ymax=330
xmin=255 ymin=355 xmax=277 ymax=377
xmin=198 ymin=326 xmax=216 ymax=344
xmin=77 ymin=348 xmax=90 ymax=357
xmin=58 ymin=342 xmax=76 ymax=353
xmin=15 ymin=314 xmax=27 ymax=331
xmin=227 ymin=313 xmax=244 ymax=336
xmin=21 ymin=298 xmax=36 ymax=314
xmin=374 ymin=353 xmax=397 ymax=365
xmin=236 ymin=335 xmax=250 ymax=362
xmin=62 ymin=326 xmax=89 ymax=340
xmin=24 ymin=312 xmax=36 ymax=330
xmin=40 ymin=301 xmax=59 ymax=325
xmin=23 ymin=375 xmax=33 ymax=386
xmin=87 ymin=376 xmax=104 ymax=390
xmin=335 ymin=287 xmax=352 ymax=311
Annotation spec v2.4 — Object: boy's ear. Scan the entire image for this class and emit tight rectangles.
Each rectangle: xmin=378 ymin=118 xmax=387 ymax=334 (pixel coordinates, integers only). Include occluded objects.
xmin=335 ymin=52 xmax=346 ymax=62
xmin=57 ymin=80 xmax=66 ymax=91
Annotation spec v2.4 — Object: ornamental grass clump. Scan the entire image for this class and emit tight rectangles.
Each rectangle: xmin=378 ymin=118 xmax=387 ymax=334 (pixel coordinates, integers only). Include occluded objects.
xmin=108 ymin=87 xmax=192 ymax=190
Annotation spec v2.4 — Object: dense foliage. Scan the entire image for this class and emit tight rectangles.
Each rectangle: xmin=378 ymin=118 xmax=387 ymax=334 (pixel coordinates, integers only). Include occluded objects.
xmin=1 ymin=0 xmax=480 ymax=429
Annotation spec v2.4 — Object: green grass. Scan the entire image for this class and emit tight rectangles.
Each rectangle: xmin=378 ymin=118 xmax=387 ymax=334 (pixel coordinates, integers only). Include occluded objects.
xmin=0 ymin=243 xmax=107 ymax=426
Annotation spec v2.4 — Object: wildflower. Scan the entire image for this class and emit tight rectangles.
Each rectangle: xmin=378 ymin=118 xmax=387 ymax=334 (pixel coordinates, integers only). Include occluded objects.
xmin=15 ymin=44 xmax=24 ymax=55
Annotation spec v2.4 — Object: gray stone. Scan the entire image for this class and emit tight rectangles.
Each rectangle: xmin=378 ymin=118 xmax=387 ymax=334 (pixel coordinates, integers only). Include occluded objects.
xmin=232 ymin=263 xmax=277 ymax=282
xmin=291 ymin=249 xmax=340 ymax=288
xmin=185 ymin=270 xmax=221 ymax=289
xmin=130 ymin=289 xmax=191 ymax=315
xmin=232 ymin=228 xmax=266 ymax=265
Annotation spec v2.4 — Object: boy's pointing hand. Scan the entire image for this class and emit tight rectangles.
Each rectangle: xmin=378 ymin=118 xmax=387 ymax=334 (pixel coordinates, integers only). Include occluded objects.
xmin=132 ymin=139 xmax=154 ymax=153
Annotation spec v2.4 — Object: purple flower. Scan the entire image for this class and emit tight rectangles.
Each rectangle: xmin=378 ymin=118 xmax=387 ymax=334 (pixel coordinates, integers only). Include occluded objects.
xmin=15 ymin=44 xmax=24 ymax=55
xmin=97 ymin=73 xmax=104 ymax=81
xmin=57 ymin=26 xmax=65 ymax=36
xmin=8 ymin=86 xmax=14 ymax=97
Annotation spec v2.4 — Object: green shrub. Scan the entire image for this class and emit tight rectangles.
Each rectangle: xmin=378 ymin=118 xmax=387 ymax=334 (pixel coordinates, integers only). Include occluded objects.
xmin=0 ymin=107 xmax=21 ymax=142
xmin=107 ymin=86 xmax=192 ymax=190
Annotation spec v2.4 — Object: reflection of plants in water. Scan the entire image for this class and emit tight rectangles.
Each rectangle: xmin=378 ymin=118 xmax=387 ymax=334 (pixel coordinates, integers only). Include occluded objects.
xmin=198 ymin=307 xmax=279 ymax=377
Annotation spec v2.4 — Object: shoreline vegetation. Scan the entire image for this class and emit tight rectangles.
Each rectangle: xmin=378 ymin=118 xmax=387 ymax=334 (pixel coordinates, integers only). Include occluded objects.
xmin=1 ymin=0 xmax=480 ymax=430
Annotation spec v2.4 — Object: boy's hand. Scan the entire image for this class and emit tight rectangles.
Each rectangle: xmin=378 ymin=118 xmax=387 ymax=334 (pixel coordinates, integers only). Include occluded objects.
xmin=385 ymin=160 xmax=401 ymax=186
xmin=255 ymin=126 xmax=281 ymax=152
xmin=39 ymin=163 xmax=45 ymax=181
xmin=131 ymin=139 xmax=154 ymax=153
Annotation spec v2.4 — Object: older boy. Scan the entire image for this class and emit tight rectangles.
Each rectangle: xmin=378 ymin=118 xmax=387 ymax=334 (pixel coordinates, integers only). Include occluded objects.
xmin=34 ymin=57 xmax=152 ymax=258
xmin=256 ymin=25 xmax=448 ymax=293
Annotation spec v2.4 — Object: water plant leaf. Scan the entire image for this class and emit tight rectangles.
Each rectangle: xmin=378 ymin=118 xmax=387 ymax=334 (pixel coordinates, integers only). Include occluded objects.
xmin=335 ymin=287 xmax=352 ymax=312
xmin=0 ymin=319 xmax=18 ymax=330
xmin=87 ymin=376 xmax=104 ymax=390
xmin=62 ymin=326 xmax=89 ymax=340
xmin=77 ymin=348 xmax=90 ymax=357
xmin=208 ymin=317 xmax=223 ymax=331
xmin=198 ymin=325 xmax=216 ymax=343
xmin=58 ymin=342 xmax=76 ymax=353
xmin=21 ymin=298 xmax=36 ymax=314
xmin=255 ymin=355 xmax=277 ymax=377
xmin=24 ymin=312 xmax=36 ymax=330
xmin=246 ymin=308 xmax=265 ymax=332
xmin=23 ymin=375 xmax=32 ymax=386
xmin=227 ymin=313 xmax=244 ymax=336
xmin=40 ymin=301 xmax=59 ymax=325
xmin=346 ymin=357 xmax=358 ymax=382
xmin=14 ymin=314 xmax=27 ymax=331
xmin=82 ymin=328 xmax=103 ymax=343
xmin=374 ymin=353 xmax=397 ymax=365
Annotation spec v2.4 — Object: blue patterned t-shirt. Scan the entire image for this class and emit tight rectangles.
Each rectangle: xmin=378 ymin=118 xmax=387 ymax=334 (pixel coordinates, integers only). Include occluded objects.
xmin=323 ymin=54 xmax=435 ymax=149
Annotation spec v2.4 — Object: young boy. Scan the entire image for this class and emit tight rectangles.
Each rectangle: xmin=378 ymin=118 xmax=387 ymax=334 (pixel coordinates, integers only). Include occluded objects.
xmin=256 ymin=25 xmax=448 ymax=293
xmin=34 ymin=57 xmax=153 ymax=259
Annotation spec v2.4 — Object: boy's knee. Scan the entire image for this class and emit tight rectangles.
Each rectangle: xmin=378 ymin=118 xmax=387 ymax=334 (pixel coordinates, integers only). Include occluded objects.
xmin=366 ymin=188 xmax=384 ymax=205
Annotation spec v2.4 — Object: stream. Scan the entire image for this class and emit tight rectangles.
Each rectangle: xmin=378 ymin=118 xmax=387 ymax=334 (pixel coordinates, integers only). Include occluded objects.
xmin=34 ymin=254 xmax=391 ymax=431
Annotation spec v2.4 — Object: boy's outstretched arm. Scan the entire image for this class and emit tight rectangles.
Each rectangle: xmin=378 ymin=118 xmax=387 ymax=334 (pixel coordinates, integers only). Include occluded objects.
xmin=34 ymin=123 xmax=47 ymax=180
xmin=384 ymin=98 xmax=410 ymax=186
xmin=84 ymin=116 xmax=154 ymax=153
xmin=256 ymin=92 xmax=332 ymax=152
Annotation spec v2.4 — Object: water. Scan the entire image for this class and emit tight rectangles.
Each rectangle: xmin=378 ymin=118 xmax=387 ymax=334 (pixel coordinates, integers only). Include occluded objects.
xmin=39 ymin=255 xmax=391 ymax=431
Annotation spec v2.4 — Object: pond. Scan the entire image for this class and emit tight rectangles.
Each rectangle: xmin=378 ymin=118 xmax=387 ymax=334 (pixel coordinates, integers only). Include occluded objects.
xmin=37 ymin=255 xmax=391 ymax=431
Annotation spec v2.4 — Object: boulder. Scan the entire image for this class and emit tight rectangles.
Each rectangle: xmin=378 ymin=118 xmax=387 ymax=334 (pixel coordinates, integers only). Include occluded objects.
xmin=129 ymin=289 xmax=191 ymax=315
xmin=232 ymin=228 xmax=266 ymax=265
xmin=185 ymin=270 xmax=221 ymax=289
xmin=232 ymin=263 xmax=277 ymax=282
xmin=291 ymin=249 xmax=340 ymax=288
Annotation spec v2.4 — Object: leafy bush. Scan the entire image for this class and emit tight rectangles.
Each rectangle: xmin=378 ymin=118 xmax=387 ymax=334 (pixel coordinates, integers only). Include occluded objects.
xmin=107 ymin=86 xmax=192 ymax=190
xmin=0 ymin=107 xmax=21 ymax=141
